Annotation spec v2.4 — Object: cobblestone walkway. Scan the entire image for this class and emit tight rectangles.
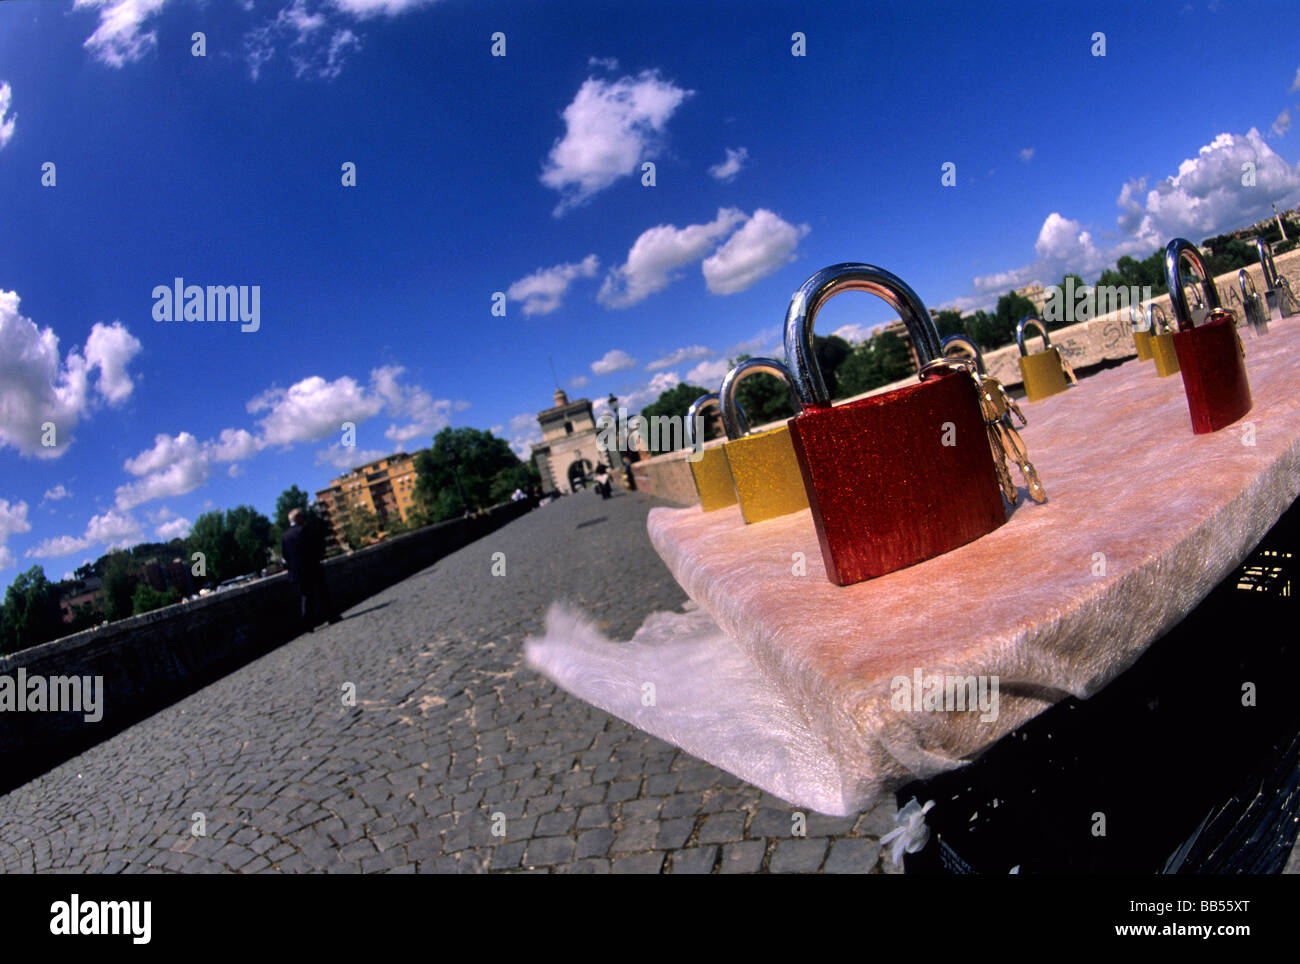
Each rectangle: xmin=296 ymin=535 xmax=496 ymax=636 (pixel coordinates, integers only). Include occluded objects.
xmin=0 ymin=491 xmax=901 ymax=873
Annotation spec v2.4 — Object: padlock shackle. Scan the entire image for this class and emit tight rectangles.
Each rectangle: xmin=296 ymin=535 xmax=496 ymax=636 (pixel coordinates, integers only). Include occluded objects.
xmin=784 ymin=263 xmax=940 ymax=409
xmin=1238 ymin=268 xmax=1258 ymax=301
xmin=685 ymin=392 xmax=722 ymax=449
xmin=1149 ymin=303 xmax=1172 ymax=335
xmin=1254 ymin=236 xmax=1280 ymax=290
xmin=940 ymin=334 xmax=987 ymax=374
xmin=718 ymin=357 xmax=803 ymax=440
xmin=1164 ymin=238 xmax=1222 ymax=331
xmin=1015 ymin=316 xmax=1051 ymax=356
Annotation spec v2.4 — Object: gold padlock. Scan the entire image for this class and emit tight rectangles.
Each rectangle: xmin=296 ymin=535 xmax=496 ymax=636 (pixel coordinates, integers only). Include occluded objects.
xmin=1016 ymin=316 xmax=1071 ymax=402
xmin=685 ymin=393 xmax=738 ymax=512
xmin=1130 ymin=304 xmax=1154 ymax=361
xmin=1149 ymin=303 xmax=1180 ymax=377
xmin=717 ymin=358 xmax=809 ymax=524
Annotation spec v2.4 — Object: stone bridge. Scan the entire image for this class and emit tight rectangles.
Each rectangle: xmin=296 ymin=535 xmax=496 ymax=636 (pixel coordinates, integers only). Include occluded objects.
xmin=0 ymin=492 xmax=899 ymax=874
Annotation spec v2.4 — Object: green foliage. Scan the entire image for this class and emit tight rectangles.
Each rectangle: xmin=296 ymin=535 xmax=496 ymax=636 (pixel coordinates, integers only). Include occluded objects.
xmin=639 ymin=382 xmax=709 ymax=455
xmin=933 ymin=310 xmax=965 ymax=339
xmin=813 ymin=334 xmax=852 ymax=400
xmin=732 ymin=356 xmax=797 ymax=427
xmin=488 ymin=461 xmax=538 ymax=505
xmin=836 ymin=330 xmax=915 ymax=397
xmin=131 ymin=583 xmax=181 ymax=616
xmin=100 ymin=551 xmax=138 ymax=622
xmin=0 ymin=565 xmax=64 ymax=654
xmin=336 ymin=493 xmax=381 ymax=549
xmin=274 ymin=485 xmax=313 ymax=530
xmin=413 ymin=427 xmax=524 ymax=522
xmin=187 ymin=505 xmax=273 ymax=585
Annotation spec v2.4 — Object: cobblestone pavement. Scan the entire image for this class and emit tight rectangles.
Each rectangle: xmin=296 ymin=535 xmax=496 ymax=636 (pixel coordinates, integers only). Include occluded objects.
xmin=0 ymin=490 xmax=901 ymax=873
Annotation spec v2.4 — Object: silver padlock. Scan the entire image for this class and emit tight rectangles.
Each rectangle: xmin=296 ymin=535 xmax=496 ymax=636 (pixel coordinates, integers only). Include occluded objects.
xmin=1254 ymin=236 xmax=1297 ymax=322
xmin=1238 ymin=269 xmax=1268 ymax=337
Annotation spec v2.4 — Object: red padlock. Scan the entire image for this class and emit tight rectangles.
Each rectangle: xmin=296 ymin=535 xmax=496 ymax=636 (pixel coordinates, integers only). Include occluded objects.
xmin=1163 ymin=238 xmax=1252 ymax=435
xmin=784 ymin=264 xmax=1007 ymax=586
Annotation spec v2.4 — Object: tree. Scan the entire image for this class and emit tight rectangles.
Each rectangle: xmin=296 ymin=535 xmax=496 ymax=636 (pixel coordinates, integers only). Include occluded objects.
xmin=101 ymin=551 xmax=139 ymax=622
xmin=934 ymin=310 xmax=965 ymax=340
xmin=132 ymin=583 xmax=181 ymax=616
xmin=813 ymin=334 xmax=852 ymax=399
xmin=274 ymin=485 xmax=313 ymax=530
xmin=835 ymin=330 xmax=915 ymax=397
xmin=336 ymin=492 xmax=381 ymax=549
xmin=187 ymin=506 xmax=273 ymax=585
xmin=638 ymin=381 xmax=712 ymax=454
xmin=0 ymin=565 xmax=64 ymax=654
xmin=412 ymin=427 xmax=525 ymax=523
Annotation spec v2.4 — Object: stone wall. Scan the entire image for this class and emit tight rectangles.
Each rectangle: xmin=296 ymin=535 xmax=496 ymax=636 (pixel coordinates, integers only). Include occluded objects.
xmin=633 ymin=248 xmax=1300 ymax=506
xmin=0 ymin=499 xmax=533 ymax=794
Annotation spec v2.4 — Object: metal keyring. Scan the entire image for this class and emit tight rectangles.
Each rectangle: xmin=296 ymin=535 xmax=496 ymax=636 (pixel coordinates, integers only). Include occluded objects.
xmin=940 ymin=334 xmax=987 ymax=375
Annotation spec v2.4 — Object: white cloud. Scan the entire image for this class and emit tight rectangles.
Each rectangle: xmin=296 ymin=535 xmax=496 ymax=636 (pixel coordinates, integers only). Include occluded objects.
xmin=618 ymin=370 xmax=681 ymax=414
xmin=541 ymin=69 xmax=693 ymax=215
xmin=599 ymin=208 xmax=745 ymax=308
xmin=41 ymin=484 xmax=71 ymax=503
xmin=156 ymin=516 xmax=192 ymax=540
xmin=0 ymin=499 xmax=31 ymax=570
xmin=0 ymin=83 xmax=15 ymax=149
xmin=314 ymin=446 xmax=388 ymax=471
xmin=1019 ymin=147 xmax=1035 ymax=162
xmin=27 ymin=508 xmax=142 ymax=559
xmin=74 ymin=0 xmax=168 ymax=67
xmin=82 ymin=322 xmax=142 ymax=403
xmin=591 ymin=349 xmax=638 ymax=375
xmin=567 ymin=374 xmax=589 ymax=389
xmin=370 ymin=365 xmax=464 ymax=445
xmin=1034 ymin=212 xmax=1102 ymax=268
xmin=331 ymin=0 xmax=439 ymax=16
xmin=506 ymin=254 xmax=599 ymax=316
xmin=1123 ymin=129 xmax=1300 ymax=247
xmin=249 ymin=374 xmax=384 ymax=447
xmin=702 ymin=209 xmax=810 ymax=295
xmin=830 ymin=323 xmax=877 ymax=344
xmin=725 ymin=327 xmax=781 ymax=358
xmin=588 ymin=56 xmax=619 ymax=71
xmin=116 ymin=432 xmax=211 ymax=510
xmin=25 ymin=535 xmax=89 ymax=560
xmin=684 ymin=357 xmax=730 ymax=388
xmin=1273 ymin=109 xmax=1291 ymax=138
xmin=0 ymin=293 xmax=140 ymax=458
xmin=709 ymin=146 xmax=748 ymax=181
xmin=647 ymin=345 xmax=712 ymax=370
xmin=506 ymin=412 xmax=542 ymax=460
xmin=1290 ymin=66 xmax=1300 ymax=94
xmin=245 ymin=0 xmax=375 ymax=80
xmin=208 ymin=427 xmax=260 ymax=462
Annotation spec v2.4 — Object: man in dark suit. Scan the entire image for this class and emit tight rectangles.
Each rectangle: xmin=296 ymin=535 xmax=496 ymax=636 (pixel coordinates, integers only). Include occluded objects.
xmin=281 ymin=508 xmax=340 ymax=632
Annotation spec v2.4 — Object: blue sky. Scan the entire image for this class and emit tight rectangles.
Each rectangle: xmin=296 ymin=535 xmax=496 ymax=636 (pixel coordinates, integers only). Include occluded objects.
xmin=2 ymin=0 xmax=1299 ymax=584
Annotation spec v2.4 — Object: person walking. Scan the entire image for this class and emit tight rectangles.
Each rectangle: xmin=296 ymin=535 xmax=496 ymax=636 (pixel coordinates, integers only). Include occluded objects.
xmin=281 ymin=508 xmax=340 ymax=632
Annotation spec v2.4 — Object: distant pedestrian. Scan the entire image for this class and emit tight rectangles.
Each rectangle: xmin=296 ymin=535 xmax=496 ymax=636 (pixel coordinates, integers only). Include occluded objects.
xmin=281 ymin=508 xmax=340 ymax=632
